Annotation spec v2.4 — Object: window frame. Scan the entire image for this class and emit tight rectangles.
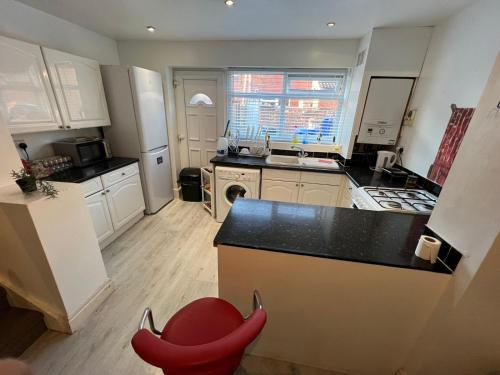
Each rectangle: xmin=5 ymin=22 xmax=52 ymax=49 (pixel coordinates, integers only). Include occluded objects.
xmin=226 ymin=68 xmax=351 ymax=150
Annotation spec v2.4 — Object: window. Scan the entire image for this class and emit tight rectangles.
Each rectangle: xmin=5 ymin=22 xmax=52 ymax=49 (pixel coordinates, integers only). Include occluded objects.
xmin=226 ymin=69 xmax=349 ymax=145
xmin=189 ymin=93 xmax=213 ymax=106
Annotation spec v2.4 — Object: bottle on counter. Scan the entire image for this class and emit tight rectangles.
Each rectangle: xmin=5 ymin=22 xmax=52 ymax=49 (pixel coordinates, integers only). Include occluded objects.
xmin=217 ymin=137 xmax=229 ymax=156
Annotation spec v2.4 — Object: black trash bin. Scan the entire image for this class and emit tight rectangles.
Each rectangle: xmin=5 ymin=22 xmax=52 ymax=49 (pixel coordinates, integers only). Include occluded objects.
xmin=180 ymin=168 xmax=202 ymax=202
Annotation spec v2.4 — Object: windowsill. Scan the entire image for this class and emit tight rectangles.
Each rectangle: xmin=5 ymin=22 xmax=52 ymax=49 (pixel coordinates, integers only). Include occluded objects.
xmin=238 ymin=140 xmax=341 ymax=153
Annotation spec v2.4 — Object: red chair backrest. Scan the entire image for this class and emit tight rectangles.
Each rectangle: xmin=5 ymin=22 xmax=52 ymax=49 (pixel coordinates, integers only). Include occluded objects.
xmin=131 ymin=308 xmax=266 ymax=374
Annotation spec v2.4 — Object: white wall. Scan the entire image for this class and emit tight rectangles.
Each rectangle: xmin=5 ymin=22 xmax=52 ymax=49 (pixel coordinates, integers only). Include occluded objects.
xmin=339 ymin=32 xmax=372 ymax=158
xmin=0 ymin=0 xmax=120 ymax=160
xmin=339 ymin=27 xmax=432 ymax=158
xmin=117 ymin=39 xmax=358 ymax=181
xmin=365 ymin=27 xmax=433 ymax=75
xmin=398 ymin=0 xmax=500 ymax=178
xmin=0 ymin=117 xmax=23 ymax=187
xmin=405 ymin=52 xmax=500 ymax=375
xmin=0 ymin=0 xmax=119 ymax=64
xmin=117 ymin=39 xmax=358 ymax=71
xmin=0 ymin=182 xmax=111 ymax=333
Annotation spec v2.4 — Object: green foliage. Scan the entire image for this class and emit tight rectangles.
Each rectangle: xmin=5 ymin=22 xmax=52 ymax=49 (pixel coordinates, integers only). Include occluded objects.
xmin=11 ymin=168 xmax=59 ymax=199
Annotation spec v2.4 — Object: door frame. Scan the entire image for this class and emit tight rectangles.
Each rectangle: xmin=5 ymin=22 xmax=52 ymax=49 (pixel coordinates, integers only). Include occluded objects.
xmin=173 ymin=70 xmax=226 ymax=169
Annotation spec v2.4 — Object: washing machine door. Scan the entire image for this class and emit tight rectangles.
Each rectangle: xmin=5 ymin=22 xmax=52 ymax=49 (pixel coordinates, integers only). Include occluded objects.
xmin=223 ymin=181 xmax=250 ymax=205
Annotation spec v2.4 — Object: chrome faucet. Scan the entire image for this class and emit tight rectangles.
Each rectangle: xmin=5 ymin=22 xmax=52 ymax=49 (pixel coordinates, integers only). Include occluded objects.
xmin=291 ymin=145 xmax=308 ymax=158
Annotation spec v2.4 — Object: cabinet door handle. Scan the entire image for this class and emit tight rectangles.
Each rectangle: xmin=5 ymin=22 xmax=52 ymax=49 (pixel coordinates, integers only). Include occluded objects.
xmin=121 ymin=172 xmax=126 ymax=176
xmin=101 ymin=191 xmax=106 ymax=195
xmin=106 ymin=189 xmax=110 ymax=193
xmin=295 ymin=183 xmax=299 ymax=187
xmin=58 ymin=125 xmax=64 ymax=129
xmin=301 ymin=184 xmax=304 ymax=187
xmin=65 ymin=126 xmax=71 ymax=129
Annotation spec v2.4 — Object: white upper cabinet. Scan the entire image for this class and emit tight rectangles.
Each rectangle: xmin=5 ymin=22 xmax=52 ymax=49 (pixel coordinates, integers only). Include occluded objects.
xmin=42 ymin=47 xmax=110 ymax=129
xmin=0 ymin=36 xmax=62 ymax=134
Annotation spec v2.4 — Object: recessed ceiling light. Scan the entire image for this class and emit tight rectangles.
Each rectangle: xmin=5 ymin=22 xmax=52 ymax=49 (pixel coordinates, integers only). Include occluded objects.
xmin=225 ymin=0 xmax=235 ymax=7
xmin=146 ymin=26 xmax=156 ymax=33
xmin=327 ymin=21 xmax=336 ymax=28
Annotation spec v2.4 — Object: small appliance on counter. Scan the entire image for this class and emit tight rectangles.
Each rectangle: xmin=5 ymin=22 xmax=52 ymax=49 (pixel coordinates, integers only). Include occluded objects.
xmin=52 ymin=137 xmax=111 ymax=167
xmin=375 ymin=150 xmax=397 ymax=172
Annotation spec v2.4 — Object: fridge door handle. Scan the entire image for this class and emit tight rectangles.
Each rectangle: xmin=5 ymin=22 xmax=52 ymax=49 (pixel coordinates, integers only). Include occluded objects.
xmin=178 ymin=134 xmax=185 ymax=142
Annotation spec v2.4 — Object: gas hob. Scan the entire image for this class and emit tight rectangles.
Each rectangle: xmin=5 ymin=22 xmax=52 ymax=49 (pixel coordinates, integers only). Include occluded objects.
xmin=352 ymin=187 xmax=438 ymax=214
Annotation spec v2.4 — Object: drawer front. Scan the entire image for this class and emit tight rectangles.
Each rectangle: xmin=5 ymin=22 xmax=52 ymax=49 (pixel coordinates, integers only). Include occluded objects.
xmin=300 ymin=171 xmax=342 ymax=186
xmin=262 ymin=168 xmax=301 ymax=182
xmin=102 ymin=163 xmax=139 ymax=188
xmin=81 ymin=177 xmax=103 ymax=197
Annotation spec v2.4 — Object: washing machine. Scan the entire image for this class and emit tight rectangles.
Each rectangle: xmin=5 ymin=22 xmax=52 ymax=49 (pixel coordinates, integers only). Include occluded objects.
xmin=215 ymin=167 xmax=261 ymax=222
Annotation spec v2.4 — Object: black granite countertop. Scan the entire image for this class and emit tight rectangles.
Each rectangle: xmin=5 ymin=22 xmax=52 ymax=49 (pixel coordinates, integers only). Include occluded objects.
xmin=47 ymin=157 xmax=139 ymax=183
xmin=210 ymin=155 xmax=408 ymax=188
xmin=214 ymin=199 xmax=451 ymax=274
xmin=344 ymin=166 xmax=408 ymax=188
xmin=210 ymin=155 xmax=346 ymax=174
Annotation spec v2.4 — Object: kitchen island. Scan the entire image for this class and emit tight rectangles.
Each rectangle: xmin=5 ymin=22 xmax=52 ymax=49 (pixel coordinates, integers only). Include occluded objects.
xmin=215 ymin=199 xmax=451 ymax=375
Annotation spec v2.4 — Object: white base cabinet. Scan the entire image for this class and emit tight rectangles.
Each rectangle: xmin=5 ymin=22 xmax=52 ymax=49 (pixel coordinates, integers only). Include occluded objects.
xmin=298 ymin=183 xmax=339 ymax=206
xmin=261 ymin=169 xmax=341 ymax=207
xmin=261 ymin=180 xmax=299 ymax=203
xmin=85 ymin=191 xmax=114 ymax=243
xmin=80 ymin=163 xmax=145 ymax=248
xmin=106 ymin=174 xmax=145 ymax=231
xmin=337 ymin=176 xmax=356 ymax=208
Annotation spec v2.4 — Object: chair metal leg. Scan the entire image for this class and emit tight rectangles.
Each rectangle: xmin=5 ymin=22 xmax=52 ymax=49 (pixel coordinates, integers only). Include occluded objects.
xmin=138 ymin=308 xmax=162 ymax=335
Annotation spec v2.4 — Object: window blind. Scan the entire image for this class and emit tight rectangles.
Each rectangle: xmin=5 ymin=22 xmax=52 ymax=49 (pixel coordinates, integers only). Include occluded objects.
xmin=226 ymin=69 xmax=349 ymax=145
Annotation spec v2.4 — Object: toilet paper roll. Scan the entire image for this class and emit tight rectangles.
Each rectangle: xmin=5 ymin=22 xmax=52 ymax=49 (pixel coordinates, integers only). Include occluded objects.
xmin=415 ymin=235 xmax=441 ymax=264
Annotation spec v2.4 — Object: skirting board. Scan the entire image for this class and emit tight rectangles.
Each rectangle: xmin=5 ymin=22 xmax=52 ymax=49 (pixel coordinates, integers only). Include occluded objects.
xmin=1 ymin=279 xmax=69 ymax=333
xmin=173 ymin=186 xmax=181 ymax=200
xmin=67 ymin=279 xmax=114 ymax=333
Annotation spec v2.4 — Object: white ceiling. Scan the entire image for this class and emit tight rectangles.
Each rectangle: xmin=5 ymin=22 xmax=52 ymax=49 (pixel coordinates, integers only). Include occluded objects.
xmin=16 ymin=0 xmax=476 ymax=41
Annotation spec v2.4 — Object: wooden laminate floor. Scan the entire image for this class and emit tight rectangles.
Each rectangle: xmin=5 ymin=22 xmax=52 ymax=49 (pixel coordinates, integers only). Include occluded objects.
xmin=21 ymin=200 xmax=344 ymax=375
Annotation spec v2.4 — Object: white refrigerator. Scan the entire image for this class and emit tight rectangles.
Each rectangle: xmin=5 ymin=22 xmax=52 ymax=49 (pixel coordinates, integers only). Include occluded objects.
xmin=101 ymin=66 xmax=174 ymax=214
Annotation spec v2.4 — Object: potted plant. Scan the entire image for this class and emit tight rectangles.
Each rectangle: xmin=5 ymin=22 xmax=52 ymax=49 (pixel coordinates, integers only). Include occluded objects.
xmin=11 ymin=168 xmax=59 ymax=198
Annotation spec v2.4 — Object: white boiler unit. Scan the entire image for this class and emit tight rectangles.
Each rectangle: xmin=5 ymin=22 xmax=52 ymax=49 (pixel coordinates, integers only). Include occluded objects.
xmin=357 ymin=77 xmax=414 ymax=145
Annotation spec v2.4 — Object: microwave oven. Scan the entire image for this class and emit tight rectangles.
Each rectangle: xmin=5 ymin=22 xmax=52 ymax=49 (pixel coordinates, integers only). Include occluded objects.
xmin=52 ymin=137 xmax=112 ymax=167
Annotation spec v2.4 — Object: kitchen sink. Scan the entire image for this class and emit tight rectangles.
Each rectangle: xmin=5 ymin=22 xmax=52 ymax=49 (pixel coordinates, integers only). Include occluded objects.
xmin=299 ymin=157 xmax=340 ymax=169
xmin=265 ymin=155 xmax=340 ymax=169
xmin=265 ymin=155 xmax=300 ymax=165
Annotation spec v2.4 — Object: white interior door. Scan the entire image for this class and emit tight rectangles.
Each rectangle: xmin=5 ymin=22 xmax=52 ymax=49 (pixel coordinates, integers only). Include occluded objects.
xmin=175 ymin=72 xmax=225 ymax=169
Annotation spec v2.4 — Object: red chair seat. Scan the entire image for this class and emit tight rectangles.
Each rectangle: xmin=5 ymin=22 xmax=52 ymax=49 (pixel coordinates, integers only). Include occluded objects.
xmin=162 ymin=298 xmax=244 ymax=345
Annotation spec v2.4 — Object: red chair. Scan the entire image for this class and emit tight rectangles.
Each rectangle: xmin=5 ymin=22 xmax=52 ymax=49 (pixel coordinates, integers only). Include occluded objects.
xmin=131 ymin=291 xmax=267 ymax=375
